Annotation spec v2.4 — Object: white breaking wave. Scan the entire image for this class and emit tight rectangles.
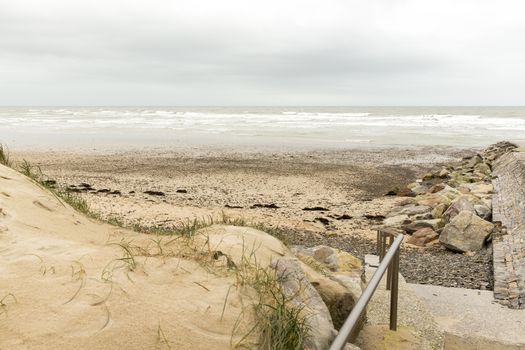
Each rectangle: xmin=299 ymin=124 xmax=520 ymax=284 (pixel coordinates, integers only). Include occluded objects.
xmin=1 ymin=107 xmax=525 ymax=148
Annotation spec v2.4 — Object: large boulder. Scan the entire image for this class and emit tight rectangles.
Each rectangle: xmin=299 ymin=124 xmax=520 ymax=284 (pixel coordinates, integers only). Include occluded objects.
xmin=271 ymin=257 xmax=337 ymax=350
xmin=439 ymin=211 xmax=495 ymax=252
xmin=291 ymin=246 xmax=365 ymax=338
xmin=442 ymin=196 xmax=475 ymax=223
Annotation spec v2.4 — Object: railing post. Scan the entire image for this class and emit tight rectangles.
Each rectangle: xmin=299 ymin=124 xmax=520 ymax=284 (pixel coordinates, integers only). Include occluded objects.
xmin=389 ymin=248 xmax=400 ymax=331
xmin=329 ymin=234 xmax=404 ymax=350
xmin=386 ymin=235 xmax=394 ymax=290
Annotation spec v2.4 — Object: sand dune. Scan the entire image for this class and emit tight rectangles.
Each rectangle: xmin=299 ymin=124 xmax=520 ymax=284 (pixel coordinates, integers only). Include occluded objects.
xmin=0 ymin=164 xmax=292 ymax=349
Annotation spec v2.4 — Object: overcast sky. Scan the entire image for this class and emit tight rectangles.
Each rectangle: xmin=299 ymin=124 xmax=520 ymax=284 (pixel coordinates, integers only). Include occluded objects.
xmin=0 ymin=0 xmax=524 ymax=106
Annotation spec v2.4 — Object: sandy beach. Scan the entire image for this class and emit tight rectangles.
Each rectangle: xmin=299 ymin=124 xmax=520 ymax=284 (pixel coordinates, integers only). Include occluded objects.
xmin=13 ymin=146 xmax=469 ymax=237
xmin=11 ymin=145 xmax=495 ymax=290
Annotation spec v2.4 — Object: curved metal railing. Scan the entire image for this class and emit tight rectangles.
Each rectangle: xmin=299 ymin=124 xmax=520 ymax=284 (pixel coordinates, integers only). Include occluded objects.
xmin=329 ymin=229 xmax=403 ymax=350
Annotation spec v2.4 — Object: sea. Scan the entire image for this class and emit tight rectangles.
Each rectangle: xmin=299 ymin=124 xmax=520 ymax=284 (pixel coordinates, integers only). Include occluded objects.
xmin=1 ymin=106 xmax=524 ymax=151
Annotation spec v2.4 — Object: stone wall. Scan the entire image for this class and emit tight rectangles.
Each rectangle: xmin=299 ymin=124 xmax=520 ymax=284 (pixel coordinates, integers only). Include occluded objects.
xmin=492 ymin=150 xmax=525 ymax=309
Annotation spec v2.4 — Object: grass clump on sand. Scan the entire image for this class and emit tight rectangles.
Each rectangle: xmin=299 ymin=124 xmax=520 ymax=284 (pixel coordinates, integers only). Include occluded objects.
xmin=21 ymin=160 xmax=92 ymax=216
xmin=231 ymin=253 xmax=310 ymax=349
xmin=255 ymin=292 xmax=309 ymax=350
xmin=1 ymin=150 xmax=94 ymax=217
xmin=0 ymin=144 xmax=12 ymax=167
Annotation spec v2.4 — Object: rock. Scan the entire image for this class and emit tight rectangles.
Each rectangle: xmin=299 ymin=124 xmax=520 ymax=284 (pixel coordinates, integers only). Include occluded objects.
xmin=271 ymin=257 xmax=337 ymax=349
xmin=383 ymin=215 xmax=410 ymax=227
xmin=292 ymin=245 xmax=365 ymax=331
xmin=416 ymin=195 xmax=450 ymax=207
xmin=422 ymin=173 xmax=434 ymax=181
xmin=412 ymin=213 xmax=433 ymax=220
xmin=462 ymin=194 xmax=486 ymax=206
xmin=464 ymin=154 xmax=483 ymax=168
xmin=439 ymin=211 xmax=495 ymax=252
xmin=442 ymin=196 xmax=475 ymax=223
xmin=401 ymin=205 xmax=431 ymax=216
xmin=42 ymin=179 xmax=57 ymax=187
xmin=363 ymin=214 xmax=385 ymax=222
xmin=402 ymin=219 xmax=443 ymax=234
xmin=428 ymin=184 xmax=445 ymax=193
xmin=474 ymin=204 xmax=492 ymax=220
xmin=457 ymin=186 xmax=471 ymax=194
xmin=468 ymin=183 xmax=493 ymax=195
xmin=406 ymin=228 xmax=439 ymax=247
xmin=144 ymin=190 xmax=165 ymax=196
xmin=431 ymin=203 xmax=447 ymax=219
xmin=474 ymin=162 xmax=491 ymax=175
xmin=344 ymin=343 xmax=361 ymax=350
xmin=251 ymin=203 xmax=280 ymax=209
xmin=176 ymin=189 xmax=188 ymax=193
xmin=303 ymin=206 xmax=330 ymax=211
xmin=435 ymin=185 xmax=461 ymax=201
xmin=385 ymin=187 xmax=415 ymax=197
xmin=315 ymin=217 xmax=331 ymax=226
xmin=299 ymin=262 xmax=363 ymax=332
xmin=411 ymin=184 xmax=428 ymax=196
xmin=388 ymin=205 xmax=431 ymax=217
xmin=407 ymin=182 xmax=418 ymax=189
xmin=398 ymin=198 xmax=417 ymax=206
xmin=396 ymin=188 xmax=416 ymax=197
xmin=439 ymin=168 xmax=450 ymax=178
xmin=291 ymin=245 xmax=362 ymax=274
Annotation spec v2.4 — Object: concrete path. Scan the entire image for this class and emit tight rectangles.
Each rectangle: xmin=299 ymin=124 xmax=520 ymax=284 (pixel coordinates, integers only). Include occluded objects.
xmin=411 ymin=284 xmax=525 ymax=349
xmin=354 ymin=256 xmax=444 ymax=349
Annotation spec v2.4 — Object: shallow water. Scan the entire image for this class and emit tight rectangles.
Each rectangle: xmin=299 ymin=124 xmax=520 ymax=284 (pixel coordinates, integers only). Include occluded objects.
xmin=1 ymin=106 xmax=524 ymax=150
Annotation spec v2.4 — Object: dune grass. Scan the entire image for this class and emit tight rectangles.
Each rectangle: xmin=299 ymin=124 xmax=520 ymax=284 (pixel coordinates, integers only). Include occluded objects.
xmin=0 ymin=144 xmax=12 ymax=167
xmin=3 ymin=154 xmax=94 ymax=217
xmin=231 ymin=253 xmax=310 ymax=349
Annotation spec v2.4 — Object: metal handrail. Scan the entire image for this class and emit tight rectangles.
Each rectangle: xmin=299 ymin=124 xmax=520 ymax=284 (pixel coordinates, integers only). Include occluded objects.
xmin=329 ymin=230 xmax=403 ymax=350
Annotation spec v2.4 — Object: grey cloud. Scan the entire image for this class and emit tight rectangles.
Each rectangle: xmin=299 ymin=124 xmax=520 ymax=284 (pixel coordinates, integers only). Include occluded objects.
xmin=0 ymin=0 xmax=524 ymax=105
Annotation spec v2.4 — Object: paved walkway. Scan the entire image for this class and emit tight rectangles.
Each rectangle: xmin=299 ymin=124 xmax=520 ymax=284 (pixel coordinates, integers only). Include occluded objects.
xmin=411 ymin=284 xmax=525 ymax=349
xmin=354 ymin=256 xmax=444 ymax=349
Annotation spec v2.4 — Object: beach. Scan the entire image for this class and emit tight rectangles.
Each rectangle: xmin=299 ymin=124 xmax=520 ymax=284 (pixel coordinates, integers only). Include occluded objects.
xmin=12 ymin=144 xmax=495 ymax=289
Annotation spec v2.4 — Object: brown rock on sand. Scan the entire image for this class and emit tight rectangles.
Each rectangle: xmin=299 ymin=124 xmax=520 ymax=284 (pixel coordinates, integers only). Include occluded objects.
xmin=406 ymin=228 xmax=439 ymax=247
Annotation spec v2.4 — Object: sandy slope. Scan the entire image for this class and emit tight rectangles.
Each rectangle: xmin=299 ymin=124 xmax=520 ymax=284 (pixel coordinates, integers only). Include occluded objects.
xmin=0 ymin=164 xmax=289 ymax=349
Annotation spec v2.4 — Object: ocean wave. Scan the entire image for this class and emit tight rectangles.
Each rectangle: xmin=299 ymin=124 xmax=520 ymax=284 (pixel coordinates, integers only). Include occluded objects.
xmin=1 ymin=108 xmax=525 ymax=148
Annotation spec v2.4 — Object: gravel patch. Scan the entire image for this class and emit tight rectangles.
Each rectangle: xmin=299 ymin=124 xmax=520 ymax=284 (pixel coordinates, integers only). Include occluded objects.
xmin=282 ymin=229 xmax=493 ymax=291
